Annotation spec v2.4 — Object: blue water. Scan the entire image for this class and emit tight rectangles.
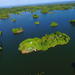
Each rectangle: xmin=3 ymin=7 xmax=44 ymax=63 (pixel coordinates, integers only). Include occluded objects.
xmin=0 ymin=9 xmax=75 ymax=75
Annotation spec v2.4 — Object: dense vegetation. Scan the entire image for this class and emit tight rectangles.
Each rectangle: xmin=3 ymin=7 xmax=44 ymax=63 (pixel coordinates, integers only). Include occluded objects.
xmin=18 ymin=32 xmax=70 ymax=54
xmin=12 ymin=28 xmax=24 ymax=34
xmin=50 ymin=22 xmax=58 ymax=27
xmin=0 ymin=46 xmax=3 ymax=51
xmin=34 ymin=21 xmax=40 ymax=24
xmin=0 ymin=31 xmax=3 ymax=50
xmin=41 ymin=9 xmax=48 ymax=14
xmin=0 ymin=3 xmax=75 ymax=19
xmin=32 ymin=14 xmax=39 ymax=18
xmin=0 ymin=31 xmax=2 ymax=36
xmin=69 ymin=19 xmax=75 ymax=25
xmin=11 ymin=19 xmax=16 ymax=22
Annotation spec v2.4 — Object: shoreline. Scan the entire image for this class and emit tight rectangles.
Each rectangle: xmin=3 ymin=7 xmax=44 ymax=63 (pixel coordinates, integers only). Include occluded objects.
xmin=0 ymin=2 xmax=75 ymax=19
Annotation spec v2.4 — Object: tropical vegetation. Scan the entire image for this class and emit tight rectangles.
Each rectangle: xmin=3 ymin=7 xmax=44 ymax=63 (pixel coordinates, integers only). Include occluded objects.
xmin=0 ymin=31 xmax=2 ymax=36
xmin=69 ymin=19 xmax=75 ymax=25
xmin=50 ymin=22 xmax=58 ymax=27
xmin=32 ymin=14 xmax=39 ymax=18
xmin=0 ymin=3 xmax=75 ymax=19
xmin=12 ymin=27 xmax=24 ymax=34
xmin=18 ymin=31 xmax=70 ymax=54
xmin=34 ymin=21 xmax=40 ymax=24
xmin=11 ymin=19 xmax=16 ymax=22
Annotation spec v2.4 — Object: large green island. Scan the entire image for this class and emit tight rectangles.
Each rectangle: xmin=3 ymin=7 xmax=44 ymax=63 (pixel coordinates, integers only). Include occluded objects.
xmin=18 ymin=32 xmax=70 ymax=54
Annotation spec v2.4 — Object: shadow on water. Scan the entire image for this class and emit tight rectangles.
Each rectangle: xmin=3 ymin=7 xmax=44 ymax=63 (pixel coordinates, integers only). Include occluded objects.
xmin=0 ymin=52 xmax=3 ymax=56
xmin=70 ymin=22 xmax=75 ymax=26
xmin=72 ymin=62 xmax=75 ymax=75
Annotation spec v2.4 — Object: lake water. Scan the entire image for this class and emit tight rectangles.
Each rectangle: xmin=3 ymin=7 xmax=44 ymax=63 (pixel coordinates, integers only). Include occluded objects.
xmin=0 ymin=9 xmax=75 ymax=75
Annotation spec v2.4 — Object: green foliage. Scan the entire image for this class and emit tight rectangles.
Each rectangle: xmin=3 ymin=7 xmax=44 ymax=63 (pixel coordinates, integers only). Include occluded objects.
xmin=0 ymin=31 xmax=2 ymax=36
xmin=41 ymin=9 xmax=48 ymax=14
xmin=34 ymin=21 xmax=40 ymax=24
xmin=11 ymin=19 xmax=16 ymax=22
xmin=0 ymin=3 xmax=74 ymax=19
xmin=0 ymin=46 xmax=3 ymax=51
xmin=12 ymin=27 xmax=24 ymax=34
xmin=18 ymin=32 xmax=70 ymax=54
xmin=69 ymin=19 xmax=75 ymax=25
xmin=50 ymin=22 xmax=58 ymax=27
xmin=32 ymin=14 xmax=39 ymax=18
xmin=70 ymin=19 xmax=75 ymax=22
xmin=0 ymin=14 xmax=9 ymax=19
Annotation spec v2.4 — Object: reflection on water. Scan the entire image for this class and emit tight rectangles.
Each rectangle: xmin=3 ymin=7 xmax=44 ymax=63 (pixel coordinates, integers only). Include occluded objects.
xmin=72 ymin=63 xmax=75 ymax=75
xmin=23 ymin=72 xmax=45 ymax=75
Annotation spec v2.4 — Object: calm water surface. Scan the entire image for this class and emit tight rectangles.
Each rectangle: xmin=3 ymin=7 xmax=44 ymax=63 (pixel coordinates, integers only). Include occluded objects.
xmin=0 ymin=9 xmax=75 ymax=75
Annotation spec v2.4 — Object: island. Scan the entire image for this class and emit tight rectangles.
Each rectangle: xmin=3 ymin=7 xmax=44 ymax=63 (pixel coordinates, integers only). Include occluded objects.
xmin=41 ymin=9 xmax=48 ymax=14
xmin=50 ymin=22 xmax=58 ymax=27
xmin=69 ymin=19 xmax=75 ymax=25
xmin=0 ymin=31 xmax=2 ymax=36
xmin=32 ymin=14 xmax=39 ymax=18
xmin=0 ymin=14 xmax=9 ymax=19
xmin=0 ymin=44 xmax=3 ymax=51
xmin=0 ymin=46 xmax=3 ymax=51
xmin=11 ymin=19 xmax=16 ymax=22
xmin=12 ymin=27 xmax=24 ymax=34
xmin=34 ymin=21 xmax=40 ymax=24
xmin=18 ymin=32 xmax=70 ymax=54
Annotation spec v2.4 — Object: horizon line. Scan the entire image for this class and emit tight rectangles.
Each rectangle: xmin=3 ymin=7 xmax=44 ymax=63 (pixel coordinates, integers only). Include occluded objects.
xmin=0 ymin=0 xmax=75 ymax=8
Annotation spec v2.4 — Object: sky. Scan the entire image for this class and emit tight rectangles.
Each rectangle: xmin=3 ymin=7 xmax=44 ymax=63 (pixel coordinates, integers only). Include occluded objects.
xmin=0 ymin=0 xmax=74 ymax=7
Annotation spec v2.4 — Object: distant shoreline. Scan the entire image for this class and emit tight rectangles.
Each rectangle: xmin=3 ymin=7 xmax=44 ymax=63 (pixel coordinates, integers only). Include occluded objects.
xmin=0 ymin=1 xmax=75 ymax=19
xmin=0 ymin=1 xmax=75 ymax=8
